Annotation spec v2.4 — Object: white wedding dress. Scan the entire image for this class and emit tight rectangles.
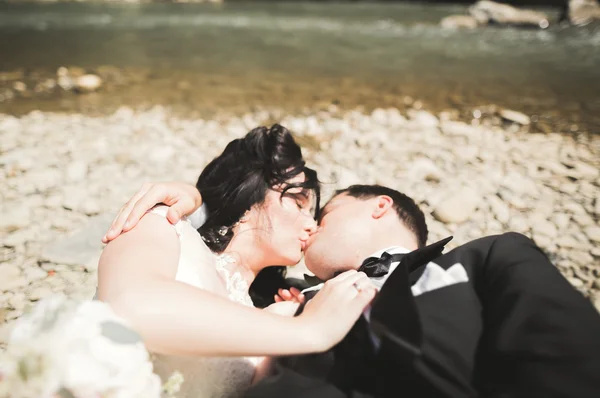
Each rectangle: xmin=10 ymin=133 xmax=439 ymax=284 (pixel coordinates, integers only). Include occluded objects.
xmin=148 ymin=206 xmax=260 ymax=398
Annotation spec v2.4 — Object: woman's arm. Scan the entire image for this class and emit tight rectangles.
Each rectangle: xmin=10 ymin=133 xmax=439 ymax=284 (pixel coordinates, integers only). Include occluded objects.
xmin=97 ymin=214 xmax=375 ymax=357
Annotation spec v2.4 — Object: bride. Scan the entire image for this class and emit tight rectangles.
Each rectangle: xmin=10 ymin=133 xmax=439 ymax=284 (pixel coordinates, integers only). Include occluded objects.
xmin=96 ymin=124 xmax=375 ymax=398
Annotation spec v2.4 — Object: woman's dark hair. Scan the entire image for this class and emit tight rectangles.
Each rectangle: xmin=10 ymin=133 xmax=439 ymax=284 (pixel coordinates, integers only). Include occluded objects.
xmin=196 ymin=124 xmax=320 ymax=307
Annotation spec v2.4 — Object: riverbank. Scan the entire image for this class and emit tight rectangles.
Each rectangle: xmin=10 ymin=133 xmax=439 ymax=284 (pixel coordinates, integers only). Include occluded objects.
xmin=2 ymin=2 xmax=599 ymax=135
xmin=1 ymin=105 xmax=599 ymax=347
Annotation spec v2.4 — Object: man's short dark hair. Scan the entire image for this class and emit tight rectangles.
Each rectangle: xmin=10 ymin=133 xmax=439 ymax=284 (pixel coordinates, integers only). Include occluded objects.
xmin=332 ymin=184 xmax=428 ymax=248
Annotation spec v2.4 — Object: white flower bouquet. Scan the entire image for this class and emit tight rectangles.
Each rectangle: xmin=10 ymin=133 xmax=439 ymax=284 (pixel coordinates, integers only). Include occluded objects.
xmin=0 ymin=296 xmax=183 ymax=398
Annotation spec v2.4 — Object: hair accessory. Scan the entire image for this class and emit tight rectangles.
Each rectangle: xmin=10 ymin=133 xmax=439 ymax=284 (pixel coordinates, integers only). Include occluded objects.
xmin=218 ymin=226 xmax=228 ymax=236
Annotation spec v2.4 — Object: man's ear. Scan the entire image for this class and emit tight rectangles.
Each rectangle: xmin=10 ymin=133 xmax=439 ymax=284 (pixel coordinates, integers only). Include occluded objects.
xmin=372 ymin=195 xmax=394 ymax=219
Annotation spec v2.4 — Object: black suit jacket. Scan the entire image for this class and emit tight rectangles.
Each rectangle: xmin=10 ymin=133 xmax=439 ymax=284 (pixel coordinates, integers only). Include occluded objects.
xmin=245 ymin=233 xmax=600 ymax=398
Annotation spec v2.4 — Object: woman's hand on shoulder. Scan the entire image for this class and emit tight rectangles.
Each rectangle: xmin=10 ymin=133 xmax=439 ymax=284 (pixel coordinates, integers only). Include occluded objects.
xmin=102 ymin=182 xmax=202 ymax=243
xmin=297 ymin=270 xmax=376 ymax=351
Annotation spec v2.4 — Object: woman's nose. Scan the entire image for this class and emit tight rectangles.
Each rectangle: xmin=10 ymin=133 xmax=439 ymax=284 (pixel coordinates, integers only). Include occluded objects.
xmin=304 ymin=217 xmax=317 ymax=235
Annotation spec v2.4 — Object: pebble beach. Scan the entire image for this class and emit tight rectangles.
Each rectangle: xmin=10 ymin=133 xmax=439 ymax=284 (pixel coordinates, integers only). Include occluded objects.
xmin=1 ymin=105 xmax=599 ymax=349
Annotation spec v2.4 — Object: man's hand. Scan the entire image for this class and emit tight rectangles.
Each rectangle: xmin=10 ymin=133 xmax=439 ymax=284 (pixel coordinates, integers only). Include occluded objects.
xmin=102 ymin=182 xmax=202 ymax=243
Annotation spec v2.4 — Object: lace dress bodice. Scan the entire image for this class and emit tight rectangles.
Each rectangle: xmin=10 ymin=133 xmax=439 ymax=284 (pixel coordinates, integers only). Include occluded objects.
xmin=148 ymin=206 xmax=259 ymax=398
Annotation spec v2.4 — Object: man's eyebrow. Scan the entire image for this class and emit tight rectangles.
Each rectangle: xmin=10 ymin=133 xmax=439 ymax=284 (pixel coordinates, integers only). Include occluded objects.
xmin=317 ymin=203 xmax=333 ymax=223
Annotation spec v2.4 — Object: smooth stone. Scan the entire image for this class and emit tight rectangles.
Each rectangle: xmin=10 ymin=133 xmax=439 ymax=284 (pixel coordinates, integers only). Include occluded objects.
xmin=552 ymin=213 xmax=571 ymax=230
xmin=407 ymin=158 xmax=443 ymax=182
xmin=569 ymin=251 xmax=594 ymax=266
xmin=469 ymin=0 xmax=549 ymax=29
xmin=573 ymin=213 xmax=595 ymax=227
xmin=408 ymin=110 xmax=439 ymax=127
xmin=567 ymin=277 xmax=584 ymax=288
xmin=28 ymin=286 xmax=53 ymax=301
xmin=75 ymin=74 xmax=103 ymax=92
xmin=573 ymin=161 xmax=599 ymax=179
xmin=499 ymin=109 xmax=531 ymax=125
xmin=530 ymin=218 xmax=558 ymax=238
xmin=0 ymin=206 xmax=31 ymax=232
xmin=0 ymin=276 xmax=29 ymax=292
xmin=23 ymin=267 xmax=48 ymax=282
xmin=0 ymin=265 xmax=21 ymax=291
xmin=8 ymin=294 xmax=26 ymax=311
xmin=508 ymin=217 xmax=530 ymax=234
xmin=440 ymin=121 xmax=480 ymax=137
xmin=40 ymin=214 xmax=112 ymax=269
xmin=432 ymin=187 xmax=480 ymax=224
xmin=441 ymin=15 xmax=479 ymax=29
xmin=66 ymin=160 xmax=88 ymax=182
xmin=487 ymin=195 xmax=510 ymax=224
xmin=564 ymin=202 xmax=587 ymax=215
xmin=557 ymin=235 xmax=590 ymax=250
xmin=584 ymin=226 xmax=600 ymax=243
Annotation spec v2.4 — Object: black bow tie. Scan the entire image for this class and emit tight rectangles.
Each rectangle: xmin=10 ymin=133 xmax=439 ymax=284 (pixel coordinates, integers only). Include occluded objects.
xmin=358 ymin=251 xmax=407 ymax=278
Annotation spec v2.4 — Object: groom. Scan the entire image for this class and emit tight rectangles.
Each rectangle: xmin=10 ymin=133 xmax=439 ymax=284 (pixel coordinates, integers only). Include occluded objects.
xmin=105 ymin=182 xmax=600 ymax=397
xmin=242 ymin=184 xmax=600 ymax=398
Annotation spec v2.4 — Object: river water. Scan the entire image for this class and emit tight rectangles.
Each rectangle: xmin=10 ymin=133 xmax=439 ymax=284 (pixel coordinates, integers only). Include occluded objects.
xmin=1 ymin=2 xmax=599 ymax=133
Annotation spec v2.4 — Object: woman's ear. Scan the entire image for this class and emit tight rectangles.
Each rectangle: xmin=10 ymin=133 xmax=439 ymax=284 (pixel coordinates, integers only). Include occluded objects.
xmin=239 ymin=211 xmax=250 ymax=223
xmin=372 ymin=195 xmax=394 ymax=219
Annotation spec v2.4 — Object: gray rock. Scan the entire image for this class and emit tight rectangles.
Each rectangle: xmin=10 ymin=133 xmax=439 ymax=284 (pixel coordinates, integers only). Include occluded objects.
xmin=432 ymin=187 xmax=480 ymax=224
xmin=40 ymin=214 xmax=112 ymax=270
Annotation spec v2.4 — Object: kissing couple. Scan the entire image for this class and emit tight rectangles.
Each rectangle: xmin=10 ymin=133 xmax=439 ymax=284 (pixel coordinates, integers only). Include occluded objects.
xmin=97 ymin=124 xmax=600 ymax=398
